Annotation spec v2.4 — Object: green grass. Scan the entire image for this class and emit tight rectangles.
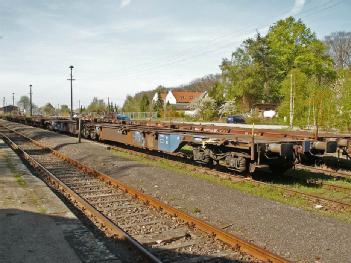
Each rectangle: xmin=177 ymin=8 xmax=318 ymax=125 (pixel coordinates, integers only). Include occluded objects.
xmin=38 ymin=207 xmax=48 ymax=214
xmin=3 ymin=152 xmax=49 ymax=213
xmin=282 ymin=169 xmax=351 ymax=202
xmin=191 ymin=207 xmax=202 ymax=213
xmin=110 ymin=148 xmax=351 ymax=223
xmin=4 ymin=154 xmax=27 ymax=187
xmin=286 ymin=168 xmax=351 ymax=185
xmin=14 ymin=173 xmax=26 ymax=186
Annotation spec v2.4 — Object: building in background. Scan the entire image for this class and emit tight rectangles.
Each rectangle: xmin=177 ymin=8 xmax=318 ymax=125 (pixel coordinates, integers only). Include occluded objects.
xmin=252 ymin=103 xmax=277 ymax=118
xmin=152 ymin=90 xmax=206 ymax=110
xmin=0 ymin=105 xmax=19 ymax=114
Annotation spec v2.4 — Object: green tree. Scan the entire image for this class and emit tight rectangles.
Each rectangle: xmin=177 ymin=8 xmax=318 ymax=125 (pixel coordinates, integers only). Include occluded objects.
xmin=334 ymin=69 xmax=351 ymax=131
xmin=122 ymin=95 xmax=140 ymax=112
xmin=139 ymin=94 xmax=150 ymax=112
xmin=41 ymin=103 xmax=55 ymax=116
xmin=218 ymin=99 xmax=237 ymax=118
xmin=190 ymin=96 xmax=217 ymax=120
xmin=221 ymin=16 xmax=336 ymax=113
xmin=221 ymin=54 xmax=263 ymax=110
xmin=17 ymin=96 xmax=30 ymax=114
xmin=60 ymin=105 xmax=70 ymax=116
xmin=209 ymin=82 xmax=225 ymax=107
xmin=114 ymin=104 xmax=120 ymax=113
xmin=278 ymin=69 xmax=312 ymax=126
xmin=87 ymin=97 xmax=107 ymax=113
xmin=267 ymin=17 xmax=335 ymax=82
xmin=153 ymin=90 xmax=164 ymax=117
xmin=245 ymin=33 xmax=280 ymax=102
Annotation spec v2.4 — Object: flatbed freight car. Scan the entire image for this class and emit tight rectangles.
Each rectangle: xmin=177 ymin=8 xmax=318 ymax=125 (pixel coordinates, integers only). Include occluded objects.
xmin=4 ymin=115 xmax=305 ymax=174
xmin=163 ymin=121 xmax=351 ymax=162
xmin=6 ymin=115 xmax=351 ymax=172
xmin=92 ymin=118 xmax=350 ymax=163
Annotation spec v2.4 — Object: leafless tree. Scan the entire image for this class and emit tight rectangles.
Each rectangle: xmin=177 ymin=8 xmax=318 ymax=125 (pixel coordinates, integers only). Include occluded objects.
xmin=325 ymin=31 xmax=351 ymax=69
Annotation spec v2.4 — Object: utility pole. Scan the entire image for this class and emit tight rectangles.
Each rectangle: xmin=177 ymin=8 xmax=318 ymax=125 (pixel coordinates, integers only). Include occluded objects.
xmin=78 ymin=118 xmax=82 ymax=143
xmin=12 ymin=92 xmax=14 ymax=106
xmin=67 ymin=65 xmax=75 ymax=119
xmin=29 ymin=84 xmax=33 ymax=116
xmin=289 ymin=74 xmax=294 ymax=129
xmin=307 ymin=96 xmax=311 ymax=129
xmin=107 ymin=97 xmax=110 ymax=113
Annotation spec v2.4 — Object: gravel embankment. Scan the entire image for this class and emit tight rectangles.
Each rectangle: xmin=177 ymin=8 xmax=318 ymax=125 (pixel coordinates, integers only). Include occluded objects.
xmin=3 ymin=120 xmax=351 ymax=263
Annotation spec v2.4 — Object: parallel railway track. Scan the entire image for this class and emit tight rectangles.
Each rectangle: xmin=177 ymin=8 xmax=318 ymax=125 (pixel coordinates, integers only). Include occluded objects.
xmin=296 ymin=164 xmax=351 ymax=180
xmin=0 ymin=125 xmax=289 ymax=263
xmin=98 ymin=140 xmax=351 ymax=210
xmin=3 ymin=120 xmax=351 ymax=210
xmin=2 ymin=120 xmax=351 ymax=211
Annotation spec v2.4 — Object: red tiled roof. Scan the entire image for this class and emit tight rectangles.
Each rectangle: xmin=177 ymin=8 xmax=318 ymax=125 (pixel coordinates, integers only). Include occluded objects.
xmin=172 ymin=91 xmax=203 ymax=103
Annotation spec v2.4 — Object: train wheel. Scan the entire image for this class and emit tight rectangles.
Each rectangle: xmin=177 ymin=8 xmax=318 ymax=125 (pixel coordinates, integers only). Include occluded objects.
xmin=82 ymin=129 xmax=90 ymax=139
xmin=90 ymin=132 xmax=97 ymax=140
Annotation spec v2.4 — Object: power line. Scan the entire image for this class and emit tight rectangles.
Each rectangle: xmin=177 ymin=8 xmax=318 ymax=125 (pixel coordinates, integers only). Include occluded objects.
xmin=114 ymin=0 xmax=342 ymax=80
xmin=112 ymin=3 xmax=303 ymax=75
xmin=119 ymin=1 xmax=320 ymax=74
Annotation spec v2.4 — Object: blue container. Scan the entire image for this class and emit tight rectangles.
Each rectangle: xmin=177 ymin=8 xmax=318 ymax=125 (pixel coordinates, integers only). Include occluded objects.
xmin=158 ymin=134 xmax=183 ymax=152
xmin=133 ymin=131 xmax=145 ymax=147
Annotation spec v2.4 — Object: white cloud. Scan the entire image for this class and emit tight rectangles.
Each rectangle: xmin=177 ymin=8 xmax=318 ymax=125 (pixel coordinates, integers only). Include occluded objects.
xmin=286 ymin=0 xmax=306 ymax=16
xmin=120 ymin=0 xmax=131 ymax=8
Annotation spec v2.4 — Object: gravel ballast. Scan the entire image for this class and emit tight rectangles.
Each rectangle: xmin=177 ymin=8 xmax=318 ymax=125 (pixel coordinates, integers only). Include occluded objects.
xmin=3 ymin=120 xmax=351 ymax=263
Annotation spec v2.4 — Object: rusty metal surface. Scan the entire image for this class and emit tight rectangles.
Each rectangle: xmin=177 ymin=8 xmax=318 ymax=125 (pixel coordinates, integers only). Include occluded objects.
xmin=1 ymin=124 xmax=290 ymax=263
xmin=7 ymin=115 xmax=351 ymax=173
xmin=97 ymin=138 xmax=351 ymax=210
xmin=0 ymin=130 xmax=162 ymax=263
xmin=5 ymin=115 xmax=351 ymax=140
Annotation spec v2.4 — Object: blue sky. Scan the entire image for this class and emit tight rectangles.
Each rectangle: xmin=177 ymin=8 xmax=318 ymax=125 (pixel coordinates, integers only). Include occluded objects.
xmin=0 ymin=0 xmax=350 ymax=108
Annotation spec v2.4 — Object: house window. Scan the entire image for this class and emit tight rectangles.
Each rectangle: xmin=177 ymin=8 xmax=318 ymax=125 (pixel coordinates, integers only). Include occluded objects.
xmin=189 ymin=96 xmax=193 ymax=99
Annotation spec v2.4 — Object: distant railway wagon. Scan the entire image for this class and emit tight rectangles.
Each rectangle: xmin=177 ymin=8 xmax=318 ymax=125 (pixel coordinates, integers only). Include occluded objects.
xmin=4 ymin=115 xmax=350 ymax=174
xmin=99 ymin=118 xmax=350 ymax=162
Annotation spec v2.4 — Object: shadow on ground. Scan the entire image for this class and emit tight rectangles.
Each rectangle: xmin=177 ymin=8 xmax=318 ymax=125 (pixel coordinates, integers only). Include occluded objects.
xmin=0 ymin=209 xmax=251 ymax=263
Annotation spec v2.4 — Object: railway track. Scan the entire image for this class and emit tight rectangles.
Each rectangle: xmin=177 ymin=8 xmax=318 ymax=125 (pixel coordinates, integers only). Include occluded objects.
xmin=3 ymin=119 xmax=351 ymax=212
xmin=0 ymin=126 xmax=289 ymax=263
xmin=3 ymin=119 xmax=351 ymax=211
xmin=296 ymin=164 xmax=351 ymax=180
xmin=100 ymin=140 xmax=351 ymax=210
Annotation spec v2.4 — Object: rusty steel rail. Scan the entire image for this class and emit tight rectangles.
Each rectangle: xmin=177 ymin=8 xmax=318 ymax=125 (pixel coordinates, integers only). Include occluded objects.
xmin=0 ymin=131 xmax=162 ymax=263
xmin=321 ymin=181 xmax=351 ymax=192
xmin=99 ymin=141 xmax=351 ymax=209
xmin=296 ymin=164 xmax=351 ymax=180
xmin=0 ymin=125 xmax=290 ymax=263
xmin=252 ymin=180 xmax=351 ymax=208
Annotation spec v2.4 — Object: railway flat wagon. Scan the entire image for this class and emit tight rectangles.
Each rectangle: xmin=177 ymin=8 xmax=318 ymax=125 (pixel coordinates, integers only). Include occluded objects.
xmin=81 ymin=122 xmax=299 ymax=174
xmin=98 ymin=119 xmax=350 ymax=163
xmin=5 ymin=115 xmax=351 ymax=174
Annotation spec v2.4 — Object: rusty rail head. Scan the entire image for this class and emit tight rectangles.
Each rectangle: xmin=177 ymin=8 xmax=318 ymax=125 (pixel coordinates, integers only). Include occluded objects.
xmin=0 ymin=130 xmax=162 ymax=263
xmin=1 ymin=126 xmax=290 ymax=263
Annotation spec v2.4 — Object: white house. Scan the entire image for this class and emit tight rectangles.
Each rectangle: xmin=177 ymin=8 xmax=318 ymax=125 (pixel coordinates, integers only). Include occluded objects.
xmin=152 ymin=90 xmax=206 ymax=110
